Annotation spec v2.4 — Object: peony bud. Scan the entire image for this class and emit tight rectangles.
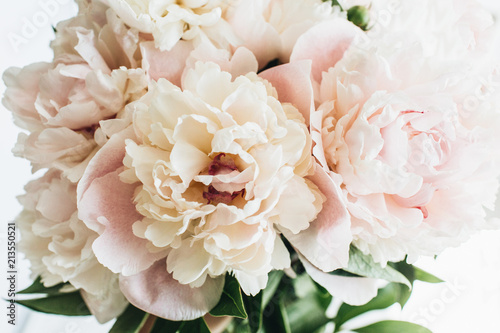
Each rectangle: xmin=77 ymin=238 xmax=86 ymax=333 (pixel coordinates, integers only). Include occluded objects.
xmin=347 ymin=5 xmax=370 ymax=30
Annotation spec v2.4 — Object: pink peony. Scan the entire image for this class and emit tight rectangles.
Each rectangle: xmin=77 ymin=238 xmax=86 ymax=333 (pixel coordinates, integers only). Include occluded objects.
xmin=293 ymin=0 xmax=500 ymax=264
xmin=3 ymin=3 xmax=148 ymax=182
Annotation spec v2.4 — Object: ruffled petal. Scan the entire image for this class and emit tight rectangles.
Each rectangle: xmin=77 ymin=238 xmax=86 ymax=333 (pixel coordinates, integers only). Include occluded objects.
xmin=282 ymin=164 xmax=351 ymax=272
xmin=300 ymin=255 xmax=378 ymax=306
xmin=259 ymin=61 xmax=314 ymax=126
xmin=290 ymin=19 xmax=362 ymax=83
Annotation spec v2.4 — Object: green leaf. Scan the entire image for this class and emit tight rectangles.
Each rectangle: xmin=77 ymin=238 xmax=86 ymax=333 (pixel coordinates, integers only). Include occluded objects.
xmin=353 ymin=320 xmax=432 ymax=333
xmin=414 ymin=267 xmax=444 ymax=284
xmin=334 ymin=283 xmax=402 ymax=329
xmin=293 ymin=273 xmax=318 ymax=299
xmin=18 ymin=276 xmax=68 ymax=295
xmin=16 ymin=291 xmax=91 ymax=316
xmin=150 ymin=318 xmax=182 ymax=333
xmin=262 ymin=270 xmax=284 ymax=308
xmin=345 ymin=247 xmax=411 ymax=288
xmin=262 ymin=299 xmax=291 ymax=333
xmin=179 ymin=318 xmax=211 ymax=333
xmin=243 ymin=292 xmax=263 ymax=333
xmin=211 ymin=275 xmax=247 ymax=319
xmin=109 ymin=304 xmax=149 ymax=333
xmin=286 ymin=292 xmax=331 ymax=333
xmin=240 ymin=270 xmax=285 ymax=333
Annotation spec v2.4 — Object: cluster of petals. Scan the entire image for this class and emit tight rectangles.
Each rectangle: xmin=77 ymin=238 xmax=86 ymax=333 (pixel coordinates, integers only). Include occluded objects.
xmin=6 ymin=0 xmax=500 ymax=325
xmin=302 ymin=0 xmax=500 ymax=264
xmin=77 ymin=58 xmax=354 ymax=319
xmin=17 ymin=169 xmax=128 ymax=323
xmin=3 ymin=2 xmax=147 ymax=182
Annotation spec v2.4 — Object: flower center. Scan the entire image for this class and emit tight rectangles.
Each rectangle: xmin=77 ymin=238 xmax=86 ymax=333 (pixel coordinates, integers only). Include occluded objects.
xmin=202 ymin=153 xmax=244 ymax=205
xmin=208 ymin=153 xmax=237 ymax=175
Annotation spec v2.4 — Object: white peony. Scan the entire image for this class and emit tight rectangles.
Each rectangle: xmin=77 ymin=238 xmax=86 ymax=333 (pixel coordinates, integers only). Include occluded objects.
xmin=17 ymin=170 xmax=128 ymax=323
xmin=121 ymin=61 xmax=322 ymax=293
xmin=101 ymin=0 xmax=239 ymax=51
xmin=76 ymin=61 xmax=352 ymax=320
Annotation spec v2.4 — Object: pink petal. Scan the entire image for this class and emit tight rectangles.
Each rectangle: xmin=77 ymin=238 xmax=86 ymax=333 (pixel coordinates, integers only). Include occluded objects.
xmin=77 ymin=127 xmax=165 ymax=275
xmin=80 ymin=169 xmax=165 ymax=275
xmin=290 ymin=19 xmax=362 ymax=83
xmin=119 ymin=259 xmax=224 ymax=321
xmin=141 ymin=41 xmax=194 ymax=87
xmin=259 ymin=61 xmax=314 ymax=125
xmin=282 ymin=163 xmax=352 ymax=272
xmin=300 ymin=255 xmax=378 ymax=306
xmin=77 ymin=126 xmax=135 ymax=203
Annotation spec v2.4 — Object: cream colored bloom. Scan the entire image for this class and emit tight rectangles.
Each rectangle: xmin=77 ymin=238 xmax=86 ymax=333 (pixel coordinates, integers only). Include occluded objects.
xmin=102 ymin=0 xmax=239 ymax=51
xmin=18 ymin=170 xmax=128 ymax=323
xmin=120 ymin=61 xmax=322 ymax=294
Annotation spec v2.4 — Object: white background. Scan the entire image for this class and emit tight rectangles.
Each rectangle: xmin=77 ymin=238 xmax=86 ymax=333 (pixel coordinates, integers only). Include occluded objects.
xmin=1 ymin=1 xmax=500 ymax=333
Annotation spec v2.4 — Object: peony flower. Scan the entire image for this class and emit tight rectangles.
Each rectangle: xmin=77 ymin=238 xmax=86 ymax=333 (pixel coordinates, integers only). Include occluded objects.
xmin=78 ymin=60 xmax=352 ymax=320
xmin=101 ymin=0 xmax=240 ymax=51
xmin=227 ymin=0 xmax=344 ymax=69
xmin=3 ymin=4 xmax=148 ymax=182
xmin=294 ymin=0 xmax=500 ymax=264
xmin=17 ymin=170 xmax=128 ymax=323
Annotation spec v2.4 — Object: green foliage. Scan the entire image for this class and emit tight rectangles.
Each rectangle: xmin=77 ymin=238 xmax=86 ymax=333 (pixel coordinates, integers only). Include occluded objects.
xmin=109 ymin=305 xmax=149 ymax=333
xmin=345 ymin=247 xmax=411 ymax=288
xmin=18 ymin=276 xmax=69 ymax=295
xmin=16 ymin=291 xmax=91 ymax=316
xmin=210 ymin=275 xmax=247 ymax=319
xmin=347 ymin=6 xmax=371 ymax=30
xmin=353 ymin=320 xmax=432 ymax=333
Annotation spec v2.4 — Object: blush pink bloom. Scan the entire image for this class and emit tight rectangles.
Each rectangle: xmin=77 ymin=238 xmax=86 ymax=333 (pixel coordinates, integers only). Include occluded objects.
xmin=78 ymin=60 xmax=352 ymax=320
xmin=296 ymin=0 xmax=500 ymax=264
xmin=17 ymin=170 xmax=128 ymax=323
xmin=3 ymin=3 xmax=148 ymax=182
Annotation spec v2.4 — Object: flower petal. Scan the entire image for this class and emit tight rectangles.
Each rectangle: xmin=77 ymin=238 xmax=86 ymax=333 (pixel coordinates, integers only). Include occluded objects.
xmin=119 ymin=259 xmax=224 ymax=321
xmin=282 ymin=164 xmax=351 ymax=272
xmin=300 ymin=255 xmax=378 ymax=306
xmin=290 ymin=19 xmax=362 ymax=83
xmin=259 ymin=61 xmax=314 ymax=125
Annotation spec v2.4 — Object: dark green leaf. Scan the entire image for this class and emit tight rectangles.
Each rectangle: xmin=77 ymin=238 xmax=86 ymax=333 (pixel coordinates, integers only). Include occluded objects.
xmin=262 ymin=270 xmax=284 ymax=308
xmin=179 ymin=318 xmax=211 ymax=333
xmin=243 ymin=292 xmax=263 ymax=333
xmin=262 ymin=299 xmax=291 ymax=333
xmin=18 ymin=276 xmax=68 ymax=295
xmin=346 ymin=247 xmax=411 ymax=288
xmin=353 ymin=320 xmax=432 ymax=333
xmin=286 ymin=292 xmax=331 ymax=333
xmin=328 ymin=269 xmax=362 ymax=278
xmin=211 ymin=275 xmax=247 ymax=319
xmin=16 ymin=291 xmax=90 ymax=316
xmin=414 ymin=267 xmax=444 ymax=284
xmin=109 ymin=304 xmax=149 ymax=333
xmin=150 ymin=318 xmax=182 ymax=333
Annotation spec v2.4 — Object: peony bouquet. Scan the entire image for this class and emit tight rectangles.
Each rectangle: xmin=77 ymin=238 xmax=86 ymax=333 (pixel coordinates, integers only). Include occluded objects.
xmin=5 ymin=0 xmax=500 ymax=332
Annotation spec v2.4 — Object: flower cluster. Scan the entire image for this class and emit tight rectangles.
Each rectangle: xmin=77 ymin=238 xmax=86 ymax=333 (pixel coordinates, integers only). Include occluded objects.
xmin=5 ymin=0 xmax=500 ymax=329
